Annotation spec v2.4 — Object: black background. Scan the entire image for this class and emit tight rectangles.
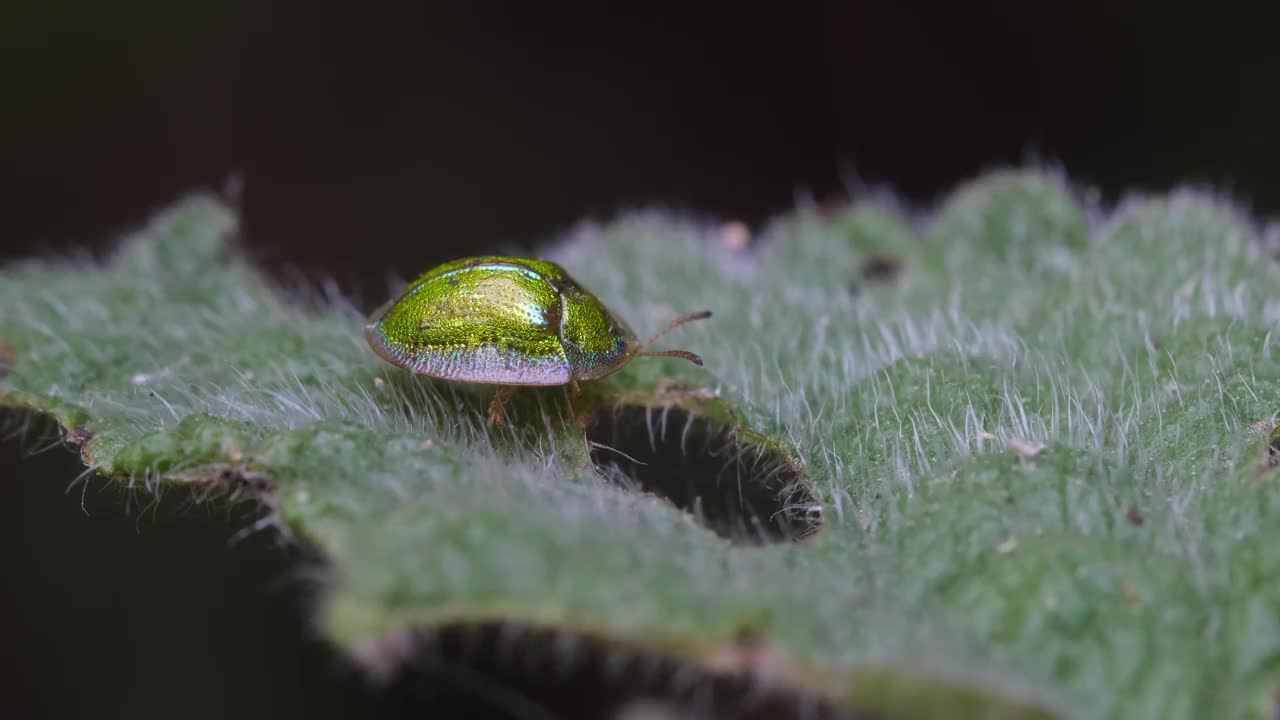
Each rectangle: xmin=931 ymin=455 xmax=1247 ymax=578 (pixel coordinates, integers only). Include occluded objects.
xmin=3 ymin=2 xmax=1278 ymax=718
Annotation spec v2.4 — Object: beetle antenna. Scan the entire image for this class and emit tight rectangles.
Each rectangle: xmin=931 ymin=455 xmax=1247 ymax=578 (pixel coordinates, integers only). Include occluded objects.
xmin=637 ymin=349 xmax=704 ymax=366
xmin=634 ymin=310 xmax=711 ymax=366
xmin=641 ymin=310 xmax=712 ymax=347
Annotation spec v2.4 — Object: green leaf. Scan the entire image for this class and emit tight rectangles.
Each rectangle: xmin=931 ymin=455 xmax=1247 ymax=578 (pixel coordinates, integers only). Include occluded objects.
xmin=5 ymin=171 xmax=1278 ymax=718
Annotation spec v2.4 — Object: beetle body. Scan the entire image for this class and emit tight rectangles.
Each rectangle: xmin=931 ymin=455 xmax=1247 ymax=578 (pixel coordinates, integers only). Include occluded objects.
xmin=365 ymin=256 xmax=709 ymax=424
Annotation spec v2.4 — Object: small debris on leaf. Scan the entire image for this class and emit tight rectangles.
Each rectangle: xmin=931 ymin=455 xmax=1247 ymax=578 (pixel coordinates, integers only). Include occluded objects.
xmin=1007 ymin=437 xmax=1045 ymax=459
xmin=858 ymin=254 xmax=905 ymax=285
xmin=1125 ymin=506 xmax=1145 ymax=526
xmin=65 ymin=426 xmax=94 ymax=446
xmin=1122 ymin=579 xmax=1139 ymax=609
xmin=718 ymin=221 xmax=751 ymax=251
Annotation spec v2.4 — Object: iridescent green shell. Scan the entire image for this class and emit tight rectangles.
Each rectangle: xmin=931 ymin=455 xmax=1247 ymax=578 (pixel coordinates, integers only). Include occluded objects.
xmin=365 ymin=256 xmax=638 ymax=386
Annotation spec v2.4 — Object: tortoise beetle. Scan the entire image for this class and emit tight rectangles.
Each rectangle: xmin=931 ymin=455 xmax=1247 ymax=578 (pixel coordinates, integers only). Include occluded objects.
xmin=365 ymin=256 xmax=710 ymax=426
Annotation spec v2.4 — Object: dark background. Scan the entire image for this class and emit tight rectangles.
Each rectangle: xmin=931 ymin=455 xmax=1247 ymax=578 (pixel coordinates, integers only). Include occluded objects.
xmin=2 ymin=2 xmax=1278 ymax=718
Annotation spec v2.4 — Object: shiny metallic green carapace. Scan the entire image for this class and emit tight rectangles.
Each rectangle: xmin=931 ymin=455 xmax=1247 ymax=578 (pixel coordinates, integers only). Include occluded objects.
xmin=365 ymin=256 xmax=642 ymax=386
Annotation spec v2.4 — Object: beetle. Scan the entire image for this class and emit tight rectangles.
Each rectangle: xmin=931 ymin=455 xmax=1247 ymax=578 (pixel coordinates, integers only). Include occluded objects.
xmin=364 ymin=255 xmax=711 ymax=426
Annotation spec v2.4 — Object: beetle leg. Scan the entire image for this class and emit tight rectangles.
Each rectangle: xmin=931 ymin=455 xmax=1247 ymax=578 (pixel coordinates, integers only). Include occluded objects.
xmin=487 ymin=386 xmax=516 ymax=428
xmin=564 ymin=378 xmax=595 ymax=431
xmin=556 ymin=379 xmax=596 ymax=461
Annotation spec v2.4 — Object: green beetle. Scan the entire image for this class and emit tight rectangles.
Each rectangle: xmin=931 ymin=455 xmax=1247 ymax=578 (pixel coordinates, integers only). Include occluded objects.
xmin=365 ymin=255 xmax=711 ymax=426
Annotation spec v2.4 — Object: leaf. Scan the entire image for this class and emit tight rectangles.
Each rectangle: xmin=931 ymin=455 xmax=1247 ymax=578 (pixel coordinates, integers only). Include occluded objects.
xmin=5 ymin=171 xmax=1279 ymax=718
